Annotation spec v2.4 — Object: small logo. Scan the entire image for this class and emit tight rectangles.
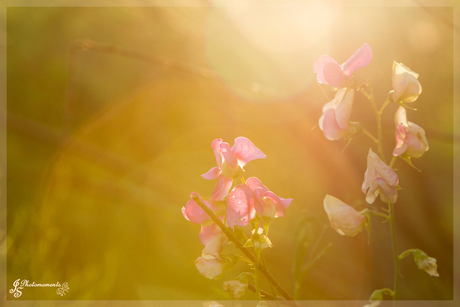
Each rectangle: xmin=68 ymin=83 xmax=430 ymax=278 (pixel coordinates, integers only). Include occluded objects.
xmin=9 ymin=279 xmax=69 ymax=298
xmin=56 ymin=282 xmax=69 ymax=296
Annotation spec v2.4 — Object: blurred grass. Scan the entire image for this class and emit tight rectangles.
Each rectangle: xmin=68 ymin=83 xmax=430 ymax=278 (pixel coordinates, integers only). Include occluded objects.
xmin=5 ymin=5 xmax=455 ymax=301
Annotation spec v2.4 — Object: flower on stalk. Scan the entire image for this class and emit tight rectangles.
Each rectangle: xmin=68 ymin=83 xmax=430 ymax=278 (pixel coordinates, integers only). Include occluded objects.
xmin=195 ymin=233 xmax=229 ymax=279
xmin=413 ymin=249 xmax=439 ymax=277
xmin=226 ymin=177 xmax=292 ymax=228
xmin=323 ymin=195 xmax=367 ymax=237
xmin=319 ymin=88 xmax=359 ymax=140
xmin=393 ymin=106 xmax=429 ymax=159
xmin=313 ymin=43 xmax=372 ymax=88
xmin=362 ymin=149 xmax=399 ymax=204
xmin=391 ymin=61 xmax=422 ymax=104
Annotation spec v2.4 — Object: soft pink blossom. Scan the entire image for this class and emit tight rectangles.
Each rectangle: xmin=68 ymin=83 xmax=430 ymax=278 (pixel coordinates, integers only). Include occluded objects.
xmin=393 ymin=106 xmax=428 ymax=158
xmin=362 ymin=149 xmax=399 ymax=204
xmin=318 ymin=88 xmax=355 ymax=140
xmin=202 ymin=137 xmax=266 ymax=181
xmin=182 ymin=192 xmax=216 ymax=225
xmin=313 ymin=43 xmax=372 ymax=88
xmin=323 ymin=195 xmax=367 ymax=237
xmin=226 ymin=177 xmax=292 ymax=228
xmin=195 ymin=233 xmax=229 ymax=279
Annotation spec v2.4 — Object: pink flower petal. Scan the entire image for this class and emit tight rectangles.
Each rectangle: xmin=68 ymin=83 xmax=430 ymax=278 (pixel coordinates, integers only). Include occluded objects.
xmin=211 ymin=138 xmax=224 ymax=166
xmin=199 ymin=223 xmax=222 ymax=246
xmin=264 ymin=191 xmax=285 ymax=217
xmin=232 ymin=137 xmax=266 ymax=167
xmin=220 ymin=142 xmax=238 ymax=170
xmin=210 ymin=176 xmax=233 ymax=202
xmin=182 ymin=195 xmax=212 ymax=225
xmin=281 ymin=198 xmax=293 ymax=209
xmin=245 ymin=177 xmax=268 ymax=193
xmin=320 ymin=109 xmax=349 ymax=140
xmin=324 ymin=61 xmax=348 ymax=88
xmin=313 ymin=55 xmax=339 ymax=85
xmin=341 ymin=43 xmax=373 ymax=76
xmin=202 ymin=166 xmax=222 ymax=180
xmin=393 ymin=124 xmax=408 ymax=156
xmin=335 ymin=89 xmax=354 ymax=129
xmin=226 ymin=185 xmax=254 ymax=229
xmin=377 ymin=178 xmax=398 ymax=204
xmin=368 ymin=149 xmax=398 ymax=187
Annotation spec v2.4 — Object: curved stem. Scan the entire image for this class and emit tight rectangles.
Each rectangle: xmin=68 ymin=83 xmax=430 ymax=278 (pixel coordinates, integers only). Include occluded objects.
xmin=388 ymin=202 xmax=400 ymax=302
xmin=379 ymin=98 xmax=391 ymax=115
xmin=361 ymin=125 xmax=379 ymax=144
xmin=192 ymin=195 xmax=293 ymax=300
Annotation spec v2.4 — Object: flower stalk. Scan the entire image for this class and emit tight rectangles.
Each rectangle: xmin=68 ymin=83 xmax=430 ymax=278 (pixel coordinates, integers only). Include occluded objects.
xmin=191 ymin=194 xmax=293 ymax=300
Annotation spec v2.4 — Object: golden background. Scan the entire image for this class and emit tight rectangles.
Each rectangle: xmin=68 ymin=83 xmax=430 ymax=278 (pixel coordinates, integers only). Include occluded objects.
xmin=4 ymin=3 xmax=455 ymax=303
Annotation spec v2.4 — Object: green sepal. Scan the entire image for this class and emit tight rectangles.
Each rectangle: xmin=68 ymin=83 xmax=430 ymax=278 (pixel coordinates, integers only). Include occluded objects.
xmin=399 ymin=155 xmax=421 ymax=172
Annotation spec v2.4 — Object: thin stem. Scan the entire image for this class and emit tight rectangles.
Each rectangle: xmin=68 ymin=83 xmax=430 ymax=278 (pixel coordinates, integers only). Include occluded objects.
xmin=389 ymin=156 xmax=397 ymax=168
xmin=369 ymin=210 xmax=390 ymax=220
xmin=388 ymin=202 xmax=400 ymax=302
xmin=378 ymin=98 xmax=391 ymax=115
xmin=192 ymin=195 xmax=293 ymax=300
xmin=262 ymin=253 xmax=279 ymax=306
xmin=368 ymin=83 xmax=387 ymax=164
xmin=361 ymin=126 xmax=379 ymax=144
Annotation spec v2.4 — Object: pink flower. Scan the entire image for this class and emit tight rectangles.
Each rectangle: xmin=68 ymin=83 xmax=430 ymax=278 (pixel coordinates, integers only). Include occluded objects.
xmin=362 ymin=149 xmax=399 ymax=204
xmin=313 ymin=43 xmax=372 ymax=88
xmin=195 ymin=233 xmax=229 ymax=279
xmin=199 ymin=222 xmax=223 ymax=246
xmin=226 ymin=177 xmax=292 ymax=228
xmin=182 ymin=192 xmax=215 ymax=225
xmin=393 ymin=106 xmax=428 ymax=158
xmin=323 ymin=195 xmax=367 ymax=237
xmin=182 ymin=192 xmax=226 ymax=245
xmin=318 ymin=88 xmax=356 ymax=140
xmin=182 ymin=192 xmax=224 ymax=224
xmin=202 ymin=137 xmax=266 ymax=180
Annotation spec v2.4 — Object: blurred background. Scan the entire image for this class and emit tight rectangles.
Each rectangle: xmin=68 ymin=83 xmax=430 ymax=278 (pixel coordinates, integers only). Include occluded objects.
xmin=3 ymin=1 xmax=456 ymax=304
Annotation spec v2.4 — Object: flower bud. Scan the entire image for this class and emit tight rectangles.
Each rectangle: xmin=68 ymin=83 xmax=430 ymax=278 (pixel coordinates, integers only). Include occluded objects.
xmin=413 ymin=249 xmax=439 ymax=277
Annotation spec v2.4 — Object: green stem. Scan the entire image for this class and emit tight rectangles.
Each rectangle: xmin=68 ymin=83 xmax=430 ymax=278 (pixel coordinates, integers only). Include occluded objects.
xmin=262 ymin=253 xmax=279 ymax=305
xmin=379 ymin=98 xmax=391 ymax=115
xmin=368 ymin=83 xmax=387 ymax=164
xmin=399 ymin=249 xmax=417 ymax=260
xmin=191 ymin=195 xmax=293 ymax=300
xmin=369 ymin=210 xmax=390 ymax=220
xmin=361 ymin=126 xmax=379 ymax=144
xmin=389 ymin=156 xmax=397 ymax=168
xmin=388 ymin=202 xmax=400 ymax=302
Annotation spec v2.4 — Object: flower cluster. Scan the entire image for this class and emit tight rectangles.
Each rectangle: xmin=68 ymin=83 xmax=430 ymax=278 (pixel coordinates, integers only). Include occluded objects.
xmin=313 ymin=43 xmax=437 ymax=304
xmin=182 ymin=137 xmax=292 ymax=299
xmin=314 ymin=43 xmax=429 ymax=236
